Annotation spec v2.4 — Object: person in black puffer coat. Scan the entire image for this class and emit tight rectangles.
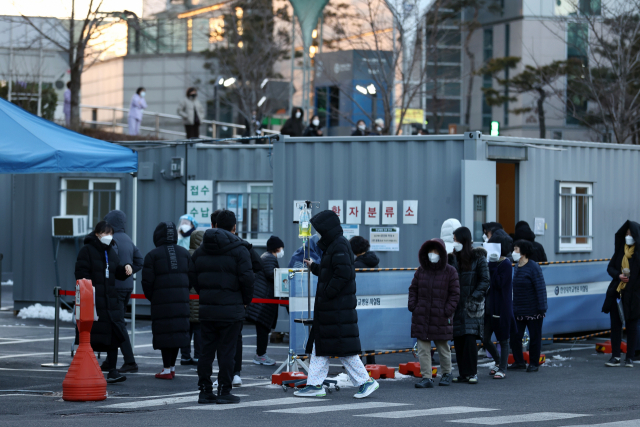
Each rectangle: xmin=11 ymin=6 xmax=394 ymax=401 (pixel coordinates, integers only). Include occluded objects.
xmin=75 ymin=221 xmax=132 ymax=384
xmin=280 ymin=107 xmax=304 ymax=137
xmin=246 ymin=235 xmax=284 ymax=366
xmin=142 ymin=221 xmax=196 ymax=380
xmin=180 ymin=230 xmax=204 ymax=365
xmin=514 ymin=221 xmax=547 ymax=263
xmin=350 ymin=236 xmax=380 ymax=269
xmin=295 ymin=210 xmax=379 ymax=398
xmin=449 ymin=226 xmax=490 ymax=384
xmin=193 ymin=210 xmax=254 ymax=404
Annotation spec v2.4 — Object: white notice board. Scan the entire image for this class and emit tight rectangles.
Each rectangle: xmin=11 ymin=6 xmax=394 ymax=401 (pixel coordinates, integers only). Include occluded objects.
xmin=370 ymin=227 xmax=400 ymax=251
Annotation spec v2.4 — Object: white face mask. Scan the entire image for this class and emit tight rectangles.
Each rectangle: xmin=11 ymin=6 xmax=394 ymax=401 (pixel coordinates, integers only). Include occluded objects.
xmin=376 ymin=126 xmax=382 ymax=131
xmin=277 ymin=249 xmax=284 ymax=259
xmin=100 ymin=235 xmax=113 ymax=246
xmin=140 ymin=91 xmax=146 ymax=98
xmin=483 ymin=234 xmax=488 ymax=243
xmin=295 ymin=111 xmax=301 ymax=119
xmin=512 ymin=251 xmax=521 ymax=262
xmin=428 ymin=253 xmax=440 ymax=264
xmin=357 ymin=124 xmax=365 ymax=131
xmin=453 ymin=242 xmax=463 ymax=252
xmin=312 ymin=119 xmax=320 ymax=126
xmin=626 ymin=235 xmax=635 ymax=246
xmin=180 ymin=224 xmax=191 ymax=233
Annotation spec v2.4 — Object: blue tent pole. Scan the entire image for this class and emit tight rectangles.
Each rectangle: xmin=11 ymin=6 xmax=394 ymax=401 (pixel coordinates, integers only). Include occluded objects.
xmin=131 ymin=173 xmax=138 ymax=353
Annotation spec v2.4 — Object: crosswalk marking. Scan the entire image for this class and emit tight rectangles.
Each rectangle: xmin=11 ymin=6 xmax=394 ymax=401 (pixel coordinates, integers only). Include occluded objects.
xmin=266 ymin=401 xmax=411 ymax=414
xmin=560 ymin=421 xmax=640 ymax=427
xmin=448 ymin=412 xmax=589 ymax=425
xmin=355 ymin=406 xmax=498 ymax=419
xmin=102 ymin=394 xmax=249 ymax=409
xmin=182 ymin=397 xmax=325 ymax=411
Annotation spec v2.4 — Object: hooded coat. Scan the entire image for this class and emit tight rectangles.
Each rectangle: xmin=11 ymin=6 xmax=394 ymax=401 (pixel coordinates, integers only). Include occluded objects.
xmin=482 ymin=222 xmax=503 ymax=237
xmin=409 ymin=239 xmax=460 ymax=341
xmin=440 ymin=218 xmax=462 ymax=255
xmin=450 ymin=247 xmax=490 ymax=338
xmin=514 ymin=221 xmax=548 ymax=263
xmin=603 ymin=221 xmax=640 ymax=321
xmin=75 ymin=234 xmax=130 ymax=351
xmin=280 ymin=108 xmax=304 ymax=137
xmin=246 ymin=251 xmax=279 ymax=328
xmin=103 ymin=210 xmax=143 ymax=290
xmin=142 ymin=222 xmax=195 ymax=350
xmin=303 ymin=124 xmax=322 ymax=137
xmin=487 ymin=258 xmax=516 ymax=342
xmin=354 ymin=251 xmax=380 ymax=269
xmin=188 ymin=230 xmax=204 ymax=323
xmin=288 ymin=234 xmax=323 ymax=268
xmin=305 ymin=210 xmax=361 ymax=357
xmin=192 ymin=229 xmax=255 ymax=323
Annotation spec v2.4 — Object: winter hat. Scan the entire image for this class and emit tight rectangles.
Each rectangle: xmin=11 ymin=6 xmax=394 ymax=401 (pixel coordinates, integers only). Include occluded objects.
xmin=440 ymin=218 xmax=462 ymax=254
xmin=267 ymin=235 xmax=285 ymax=252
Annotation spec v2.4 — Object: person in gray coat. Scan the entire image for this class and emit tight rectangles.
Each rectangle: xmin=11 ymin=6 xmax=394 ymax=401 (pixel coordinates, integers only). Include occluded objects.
xmin=102 ymin=210 xmax=143 ymax=373
xmin=177 ymin=87 xmax=206 ymax=139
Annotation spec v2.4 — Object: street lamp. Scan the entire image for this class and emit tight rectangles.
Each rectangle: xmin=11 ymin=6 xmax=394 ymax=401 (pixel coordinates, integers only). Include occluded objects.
xmin=257 ymin=96 xmax=267 ymax=107
xmin=367 ymin=84 xmax=376 ymax=95
xmin=355 ymin=85 xmax=367 ymax=95
xmin=223 ymin=77 xmax=236 ymax=87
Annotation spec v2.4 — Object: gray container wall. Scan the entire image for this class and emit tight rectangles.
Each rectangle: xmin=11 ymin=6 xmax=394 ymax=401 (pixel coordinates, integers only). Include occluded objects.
xmin=0 ymin=174 xmax=13 ymax=282
xmin=273 ymin=136 xmax=468 ymax=268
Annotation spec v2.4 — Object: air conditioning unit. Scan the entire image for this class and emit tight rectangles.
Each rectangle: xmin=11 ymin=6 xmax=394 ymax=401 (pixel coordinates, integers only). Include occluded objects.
xmin=52 ymin=216 xmax=88 ymax=237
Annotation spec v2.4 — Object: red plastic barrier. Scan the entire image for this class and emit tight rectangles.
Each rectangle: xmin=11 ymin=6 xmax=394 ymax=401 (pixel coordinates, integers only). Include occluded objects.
xmin=272 ymin=371 xmax=307 ymax=387
xmin=365 ymin=364 xmax=396 ymax=379
xmin=507 ymin=352 xmax=546 ymax=365
xmin=595 ymin=340 xmax=627 ymax=354
xmin=398 ymin=362 xmax=438 ymax=378
xmin=59 ymin=289 xmax=288 ymax=305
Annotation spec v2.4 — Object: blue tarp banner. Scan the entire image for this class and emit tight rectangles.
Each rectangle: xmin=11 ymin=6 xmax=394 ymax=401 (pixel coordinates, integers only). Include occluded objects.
xmin=289 ymin=262 xmax=612 ymax=355
xmin=0 ymin=98 xmax=138 ymax=174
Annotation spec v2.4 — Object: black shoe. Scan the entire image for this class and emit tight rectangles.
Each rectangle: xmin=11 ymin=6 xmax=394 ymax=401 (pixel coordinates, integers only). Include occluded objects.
xmin=605 ymin=357 xmax=621 ymax=367
xmin=508 ymin=363 xmax=527 ymax=370
xmin=452 ymin=375 xmax=469 ymax=383
xmin=439 ymin=373 xmax=452 ymax=386
xmin=118 ymin=362 xmax=139 ymax=373
xmin=216 ymin=392 xmax=241 ymax=404
xmin=100 ymin=361 xmax=110 ymax=372
xmin=180 ymin=358 xmax=196 ymax=366
xmin=106 ymin=369 xmax=126 ymax=383
xmin=625 ymin=359 xmax=634 ymax=368
xmin=414 ymin=378 xmax=434 ymax=388
xmin=526 ymin=365 xmax=539 ymax=372
xmin=198 ymin=390 xmax=217 ymax=404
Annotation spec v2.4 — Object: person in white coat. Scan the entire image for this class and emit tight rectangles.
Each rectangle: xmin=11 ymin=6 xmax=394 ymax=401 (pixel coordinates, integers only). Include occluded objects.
xmin=440 ymin=218 xmax=462 ymax=255
xmin=128 ymin=87 xmax=147 ymax=136
xmin=177 ymin=87 xmax=205 ymax=139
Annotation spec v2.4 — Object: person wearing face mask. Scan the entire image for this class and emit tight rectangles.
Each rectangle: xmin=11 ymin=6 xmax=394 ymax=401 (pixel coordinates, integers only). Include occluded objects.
xmin=409 ymin=238 xmax=460 ymax=388
xmin=370 ymin=118 xmax=385 ymax=135
xmin=177 ymin=215 xmax=198 ymax=250
xmin=178 ymin=87 xmax=205 ymax=139
xmin=481 ymin=222 xmax=503 ymax=243
xmin=351 ymin=120 xmax=368 ymax=136
xmin=450 ymin=227 xmax=490 ymax=384
xmin=440 ymin=218 xmax=462 ymax=256
xmin=180 ymin=230 xmax=205 ymax=366
xmin=75 ymin=221 xmax=133 ymax=384
xmin=246 ymin=235 xmax=284 ymax=366
xmin=514 ymin=221 xmax=547 ymax=263
xmin=509 ymin=240 xmax=548 ymax=372
xmin=602 ymin=221 xmax=640 ymax=367
xmin=484 ymin=229 xmax=516 ymax=379
xmin=303 ymin=115 xmax=324 ymax=137
xmin=280 ymin=107 xmax=304 ymax=137
xmin=128 ymin=87 xmax=147 ymax=136
xmin=242 ymin=110 xmax=263 ymax=142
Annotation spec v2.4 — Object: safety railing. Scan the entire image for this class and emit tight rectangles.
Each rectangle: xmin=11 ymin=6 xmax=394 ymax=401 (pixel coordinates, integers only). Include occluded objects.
xmin=78 ymin=104 xmax=279 ymax=140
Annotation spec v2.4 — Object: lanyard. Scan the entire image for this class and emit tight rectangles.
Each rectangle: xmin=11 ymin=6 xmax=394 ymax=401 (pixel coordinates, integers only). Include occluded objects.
xmin=105 ymin=250 xmax=110 ymax=279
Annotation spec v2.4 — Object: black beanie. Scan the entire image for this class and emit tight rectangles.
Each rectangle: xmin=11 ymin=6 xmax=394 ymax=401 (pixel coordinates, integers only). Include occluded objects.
xmin=267 ymin=235 xmax=284 ymax=252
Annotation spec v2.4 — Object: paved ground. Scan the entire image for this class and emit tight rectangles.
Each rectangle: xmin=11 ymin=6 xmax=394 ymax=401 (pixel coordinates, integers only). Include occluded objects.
xmin=2 ymin=284 xmax=640 ymax=427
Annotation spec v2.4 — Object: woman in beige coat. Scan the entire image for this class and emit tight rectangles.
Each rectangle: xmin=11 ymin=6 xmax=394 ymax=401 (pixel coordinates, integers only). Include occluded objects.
xmin=177 ymin=87 xmax=205 ymax=139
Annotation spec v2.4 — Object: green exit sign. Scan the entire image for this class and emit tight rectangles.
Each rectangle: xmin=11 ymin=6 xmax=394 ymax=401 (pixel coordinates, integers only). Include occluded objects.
xmin=490 ymin=121 xmax=500 ymax=136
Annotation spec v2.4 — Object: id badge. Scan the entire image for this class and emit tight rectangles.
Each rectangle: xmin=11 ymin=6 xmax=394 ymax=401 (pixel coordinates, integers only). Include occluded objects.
xmin=106 ymin=267 xmax=110 ymax=279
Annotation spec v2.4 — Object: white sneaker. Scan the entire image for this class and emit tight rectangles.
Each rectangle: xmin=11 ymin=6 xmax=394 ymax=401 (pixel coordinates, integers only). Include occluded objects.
xmin=213 ymin=379 xmax=218 ymax=387
xmin=232 ymin=375 xmax=242 ymax=386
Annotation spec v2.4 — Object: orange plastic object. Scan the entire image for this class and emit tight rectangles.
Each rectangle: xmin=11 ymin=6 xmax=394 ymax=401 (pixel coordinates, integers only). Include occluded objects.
xmin=596 ymin=340 xmax=627 ymax=354
xmin=62 ymin=279 xmax=107 ymax=401
xmin=508 ymin=352 xmax=546 ymax=365
xmin=398 ymin=362 xmax=438 ymax=378
xmin=365 ymin=364 xmax=396 ymax=379
xmin=272 ymin=371 xmax=307 ymax=387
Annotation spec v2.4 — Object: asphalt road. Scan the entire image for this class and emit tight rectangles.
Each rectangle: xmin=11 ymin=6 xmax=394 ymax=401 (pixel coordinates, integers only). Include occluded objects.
xmin=1 ymin=284 xmax=640 ymax=427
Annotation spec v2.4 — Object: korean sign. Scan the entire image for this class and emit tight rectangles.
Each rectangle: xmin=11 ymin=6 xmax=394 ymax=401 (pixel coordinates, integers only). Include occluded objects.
xmin=370 ymin=227 xmax=400 ymax=251
xmin=346 ymin=200 xmax=361 ymax=224
xmin=381 ymin=201 xmax=397 ymax=225
xmin=186 ymin=180 xmax=213 ymax=202
xmin=365 ymin=201 xmax=379 ymax=225
xmin=403 ymin=200 xmax=418 ymax=224
xmin=328 ymin=200 xmax=344 ymax=223
xmin=187 ymin=202 xmax=213 ymax=227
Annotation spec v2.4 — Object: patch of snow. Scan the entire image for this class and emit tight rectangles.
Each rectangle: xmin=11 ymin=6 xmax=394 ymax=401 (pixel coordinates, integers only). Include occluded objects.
xmin=378 ymin=371 xmax=412 ymax=381
xmin=1 ymin=280 xmax=13 ymax=286
xmin=552 ymin=355 xmax=573 ymax=361
xmin=327 ymin=373 xmax=357 ymax=388
xmin=263 ymin=384 xmax=284 ymax=389
xmin=17 ymin=304 xmax=73 ymax=322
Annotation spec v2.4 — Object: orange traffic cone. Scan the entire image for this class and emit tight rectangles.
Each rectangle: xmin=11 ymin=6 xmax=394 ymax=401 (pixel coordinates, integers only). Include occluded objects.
xmin=62 ymin=279 xmax=107 ymax=401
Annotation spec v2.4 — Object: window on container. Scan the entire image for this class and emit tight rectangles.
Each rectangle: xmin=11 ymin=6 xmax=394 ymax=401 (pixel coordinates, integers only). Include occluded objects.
xmin=474 ymin=195 xmax=487 ymax=243
xmin=559 ymin=182 xmax=592 ymax=251
xmin=216 ymin=182 xmax=273 ymax=245
xmin=60 ymin=179 xmax=120 ymax=228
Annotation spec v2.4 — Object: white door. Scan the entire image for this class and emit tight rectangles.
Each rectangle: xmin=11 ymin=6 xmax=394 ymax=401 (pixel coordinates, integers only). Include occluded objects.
xmin=461 ymin=160 xmax=497 ymax=242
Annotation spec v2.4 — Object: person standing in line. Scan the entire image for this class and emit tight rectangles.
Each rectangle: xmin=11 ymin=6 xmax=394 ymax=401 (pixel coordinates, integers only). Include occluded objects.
xmin=409 ymin=238 xmax=460 ymax=388
xmin=602 ymin=221 xmax=640 ymax=367
xmin=178 ymin=87 xmax=205 ymax=139
xmin=63 ymin=81 xmax=71 ymax=127
xmin=351 ymin=120 xmax=368 ymax=136
xmin=303 ymin=115 xmax=323 ymax=137
xmin=75 ymin=221 xmax=133 ymax=384
xmin=440 ymin=218 xmax=462 ymax=255
xmin=370 ymin=118 xmax=385 ymax=135
xmin=482 ymin=222 xmax=503 ymax=243
xmin=142 ymin=222 xmax=195 ymax=380
xmin=180 ymin=230 xmax=205 ymax=366
xmin=100 ymin=210 xmax=142 ymax=374
xmin=484 ymin=229 xmax=516 ymax=379
xmin=128 ymin=87 xmax=147 ymax=136
xmin=450 ymin=227 xmax=490 ymax=384
xmin=509 ymin=240 xmax=548 ymax=372
xmin=294 ymin=210 xmax=379 ymax=399
xmin=193 ymin=210 xmax=254 ymax=404
xmin=350 ymin=236 xmax=380 ymax=270
xmin=514 ymin=221 xmax=548 ymax=263
xmin=246 ymin=235 xmax=284 ymax=366
xmin=280 ymin=107 xmax=304 ymax=137
xmin=177 ymin=215 xmax=198 ymax=250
